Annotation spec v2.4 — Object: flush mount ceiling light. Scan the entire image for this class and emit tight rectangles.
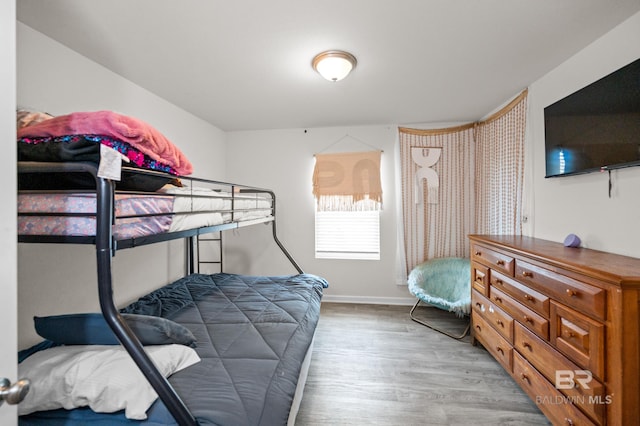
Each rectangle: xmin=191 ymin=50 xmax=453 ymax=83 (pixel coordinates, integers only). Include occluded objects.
xmin=312 ymin=50 xmax=357 ymax=82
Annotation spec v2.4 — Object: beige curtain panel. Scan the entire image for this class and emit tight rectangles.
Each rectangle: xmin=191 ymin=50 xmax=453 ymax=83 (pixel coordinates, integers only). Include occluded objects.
xmin=398 ymin=127 xmax=474 ymax=274
xmin=313 ymin=150 xmax=383 ymax=211
xmin=474 ymin=91 xmax=527 ymax=235
xmin=398 ymin=89 xmax=528 ymax=276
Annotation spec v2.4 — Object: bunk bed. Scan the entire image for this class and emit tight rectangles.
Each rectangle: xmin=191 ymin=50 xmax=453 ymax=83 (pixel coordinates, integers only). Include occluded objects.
xmin=16 ymin=111 xmax=328 ymax=425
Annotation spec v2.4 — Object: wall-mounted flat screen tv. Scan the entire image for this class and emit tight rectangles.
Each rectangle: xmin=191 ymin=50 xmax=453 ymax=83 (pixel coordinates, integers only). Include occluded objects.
xmin=544 ymin=57 xmax=640 ymax=178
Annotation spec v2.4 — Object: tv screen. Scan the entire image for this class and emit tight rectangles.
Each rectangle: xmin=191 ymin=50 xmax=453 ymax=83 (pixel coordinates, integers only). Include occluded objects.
xmin=544 ymin=57 xmax=640 ymax=178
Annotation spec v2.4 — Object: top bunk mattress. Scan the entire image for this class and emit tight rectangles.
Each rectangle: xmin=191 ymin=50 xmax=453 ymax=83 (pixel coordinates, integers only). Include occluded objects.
xmin=17 ymin=186 xmax=273 ymax=240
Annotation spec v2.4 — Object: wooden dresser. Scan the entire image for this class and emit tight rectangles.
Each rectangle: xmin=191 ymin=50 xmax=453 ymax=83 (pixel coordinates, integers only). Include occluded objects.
xmin=469 ymin=235 xmax=640 ymax=426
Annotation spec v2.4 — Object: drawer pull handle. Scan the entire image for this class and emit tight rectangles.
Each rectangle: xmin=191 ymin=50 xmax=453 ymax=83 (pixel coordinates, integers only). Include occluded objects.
xmin=495 ymin=279 xmax=503 ymax=285
xmin=522 ymin=341 xmax=532 ymax=350
xmin=496 ymin=320 xmax=504 ymax=327
xmin=496 ymin=260 xmax=505 ymax=266
xmin=523 ymin=315 xmax=534 ymax=324
xmin=475 ymin=251 xmax=482 ymax=256
xmin=566 ymin=331 xmax=576 ymax=338
xmin=520 ymin=373 xmax=530 ymax=384
xmin=523 ymin=294 xmax=534 ymax=301
xmin=475 ymin=325 xmax=482 ymax=332
xmin=566 ymin=289 xmax=578 ymax=297
xmin=493 ymin=296 xmax=502 ymax=303
xmin=475 ymin=302 xmax=482 ymax=308
xmin=496 ymin=347 xmax=504 ymax=354
xmin=565 ymin=419 xmax=574 ymax=426
xmin=521 ymin=271 xmax=533 ymax=278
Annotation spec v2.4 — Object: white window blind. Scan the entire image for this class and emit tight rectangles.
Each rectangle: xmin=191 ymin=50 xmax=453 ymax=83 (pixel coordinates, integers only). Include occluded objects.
xmin=315 ymin=210 xmax=380 ymax=260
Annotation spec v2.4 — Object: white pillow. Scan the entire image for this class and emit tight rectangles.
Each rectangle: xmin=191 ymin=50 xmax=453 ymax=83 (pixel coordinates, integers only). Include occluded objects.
xmin=18 ymin=344 xmax=200 ymax=420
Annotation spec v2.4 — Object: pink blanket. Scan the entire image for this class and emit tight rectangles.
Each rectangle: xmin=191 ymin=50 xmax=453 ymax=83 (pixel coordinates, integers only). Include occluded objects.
xmin=17 ymin=111 xmax=193 ymax=175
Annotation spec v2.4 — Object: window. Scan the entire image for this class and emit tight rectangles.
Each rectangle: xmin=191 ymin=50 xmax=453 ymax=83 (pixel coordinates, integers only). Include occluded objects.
xmin=312 ymin=149 xmax=383 ymax=260
xmin=315 ymin=210 xmax=380 ymax=260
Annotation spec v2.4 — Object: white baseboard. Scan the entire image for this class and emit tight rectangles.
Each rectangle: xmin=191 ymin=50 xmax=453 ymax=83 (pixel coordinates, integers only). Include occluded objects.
xmin=321 ymin=295 xmax=416 ymax=306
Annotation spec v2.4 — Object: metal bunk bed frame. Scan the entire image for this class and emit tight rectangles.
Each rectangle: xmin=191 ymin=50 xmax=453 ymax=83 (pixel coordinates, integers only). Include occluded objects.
xmin=18 ymin=161 xmax=304 ymax=425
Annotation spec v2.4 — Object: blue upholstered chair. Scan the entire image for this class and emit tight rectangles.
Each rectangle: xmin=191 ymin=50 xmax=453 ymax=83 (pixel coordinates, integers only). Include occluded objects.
xmin=408 ymin=257 xmax=471 ymax=339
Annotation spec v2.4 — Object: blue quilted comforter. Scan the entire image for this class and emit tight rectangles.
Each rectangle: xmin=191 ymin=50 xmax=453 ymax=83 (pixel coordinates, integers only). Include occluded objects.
xmin=20 ymin=273 xmax=328 ymax=426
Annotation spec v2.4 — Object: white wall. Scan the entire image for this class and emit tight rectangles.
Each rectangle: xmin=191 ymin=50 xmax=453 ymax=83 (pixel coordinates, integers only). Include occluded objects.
xmin=526 ymin=11 xmax=640 ymax=258
xmin=16 ymin=23 xmax=227 ymax=348
xmin=225 ymin=126 xmax=414 ymax=303
xmin=1 ymin=2 xmax=18 ymax=424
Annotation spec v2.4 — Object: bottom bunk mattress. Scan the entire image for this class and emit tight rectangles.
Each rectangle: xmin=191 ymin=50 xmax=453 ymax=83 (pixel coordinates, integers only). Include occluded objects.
xmin=19 ymin=272 xmax=328 ymax=426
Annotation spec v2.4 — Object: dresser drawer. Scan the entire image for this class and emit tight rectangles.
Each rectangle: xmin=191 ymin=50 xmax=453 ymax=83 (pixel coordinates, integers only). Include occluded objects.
xmin=472 ymin=261 xmax=489 ymax=296
xmin=473 ymin=313 xmax=513 ymax=372
xmin=515 ymin=323 xmax=605 ymax=425
xmin=472 ymin=243 xmax=515 ymax=276
xmin=472 ymin=290 xmax=514 ymax=343
xmin=491 ymin=270 xmax=550 ymax=317
xmin=550 ymin=301 xmax=605 ymax=380
xmin=513 ymin=352 xmax=597 ymax=426
xmin=490 ymin=286 xmax=549 ymax=340
xmin=515 ymin=260 xmax=605 ymax=321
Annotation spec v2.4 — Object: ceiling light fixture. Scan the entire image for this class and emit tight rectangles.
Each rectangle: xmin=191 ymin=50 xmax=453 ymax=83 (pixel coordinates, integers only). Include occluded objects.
xmin=312 ymin=50 xmax=357 ymax=82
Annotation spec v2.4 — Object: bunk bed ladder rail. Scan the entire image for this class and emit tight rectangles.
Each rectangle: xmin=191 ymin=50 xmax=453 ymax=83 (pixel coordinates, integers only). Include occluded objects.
xmin=193 ymin=232 xmax=222 ymax=274
xmin=92 ymin=172 xmax=200 ymax=426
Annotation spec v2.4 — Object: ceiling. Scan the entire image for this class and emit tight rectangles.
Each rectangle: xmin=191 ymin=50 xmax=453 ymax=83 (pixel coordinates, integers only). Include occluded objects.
xmin=16 ymin=0 xmax=640 ymax=132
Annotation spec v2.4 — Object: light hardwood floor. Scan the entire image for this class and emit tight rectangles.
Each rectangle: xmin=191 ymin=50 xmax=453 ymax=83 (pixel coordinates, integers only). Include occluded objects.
xmin=296 ymin=303 xmax=551 ymax=426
